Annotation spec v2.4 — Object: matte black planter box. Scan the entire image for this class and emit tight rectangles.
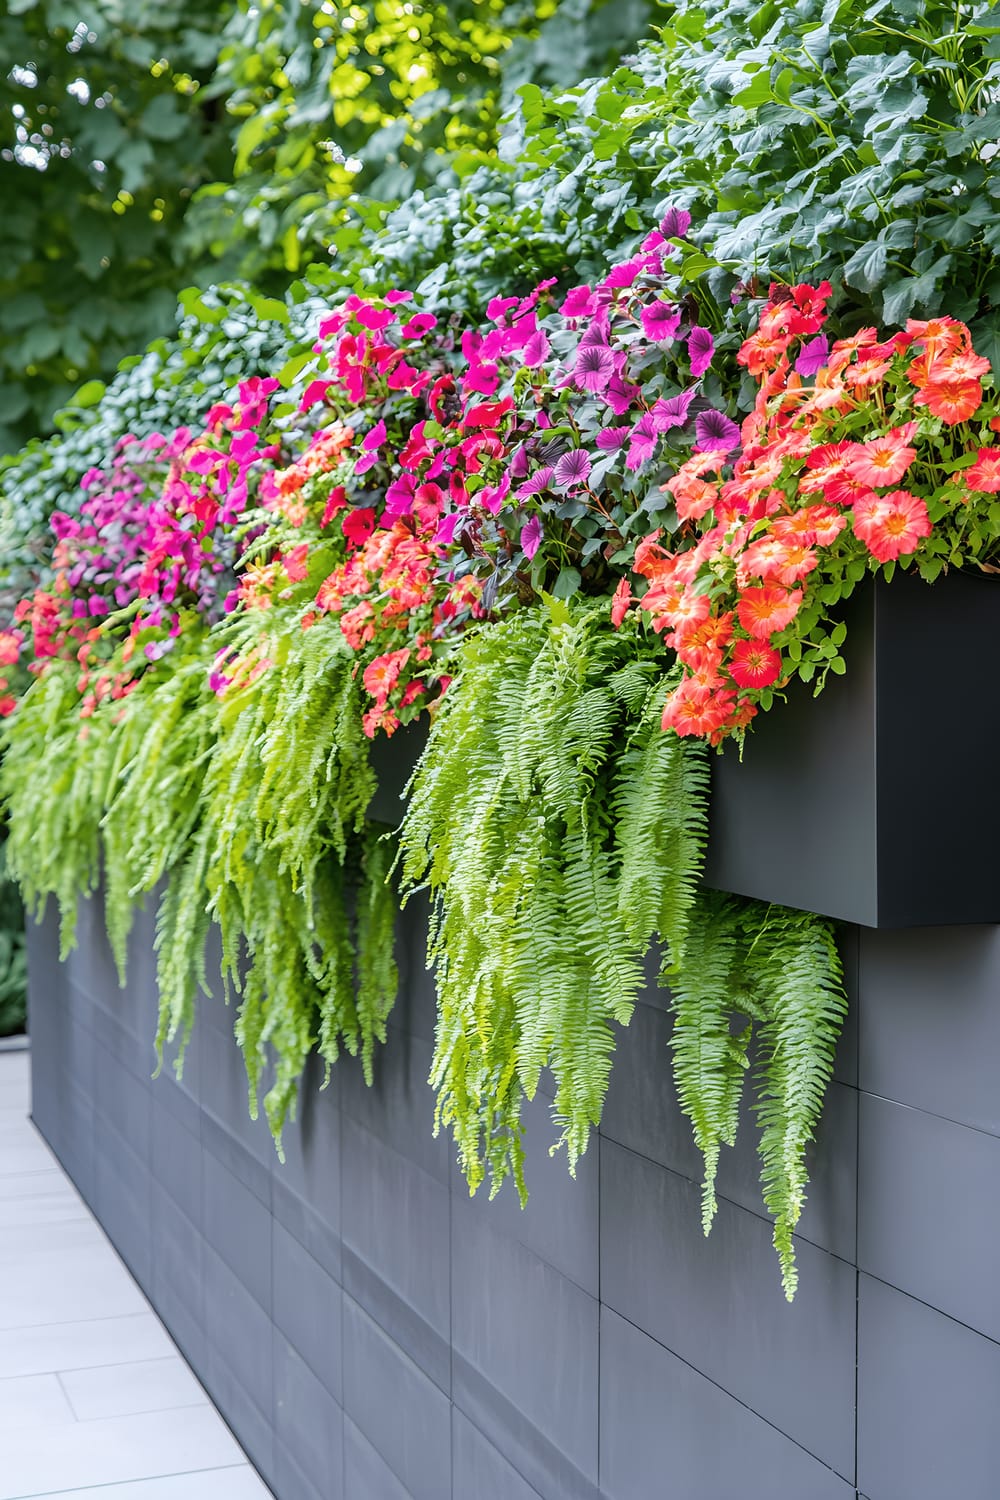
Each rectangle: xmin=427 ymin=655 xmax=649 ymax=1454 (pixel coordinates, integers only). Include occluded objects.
xmin=703 ymin=570 xmax=1000 ymax=929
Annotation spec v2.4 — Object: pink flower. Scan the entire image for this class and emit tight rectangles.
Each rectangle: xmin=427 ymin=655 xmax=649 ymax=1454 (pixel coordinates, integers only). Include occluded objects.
xmin=521 ymin=516 xmax=543 ymax=559
xmin=575 ymin=345 xmax=616 ymax=392
xmin=640 ymin=301 xmax=681 ymax=342
xmin=554 ymin=449 xmax=592 ymax=488
xmin=688 ymin=327 xmax=715 ymax=377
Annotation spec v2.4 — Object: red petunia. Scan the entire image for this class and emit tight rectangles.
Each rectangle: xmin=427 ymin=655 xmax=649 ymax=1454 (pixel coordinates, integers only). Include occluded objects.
xmin=852 ymin=489 xmax=931 ymax=562
xmin=914 ymin=377 xmax=982 ymax=425
xmin=728 ymin=638 xmax=782 ymax=689
xmin=736 ymin=583 xmax=803 ymax=639
xmin=845 ymin=423 xmax=917 ymax=487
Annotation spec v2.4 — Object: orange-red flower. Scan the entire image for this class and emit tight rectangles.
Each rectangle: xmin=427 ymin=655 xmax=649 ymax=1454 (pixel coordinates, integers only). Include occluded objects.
xmin=661 ymin=679 xmax=735 ymax=737
xmin=728 ymin=638 xmax=782 ymax=689
xmin=610 ymin=578 xmax=632 ymax=628
xmin=914 ymin=377 xmax=982 ymax=425
xmin=852 ymin=489 xmax=931 ymax=562
xmin=736 ymin=583 xmax=803 ymax=638
xmin=845 ymin=423 xmax=917 ymax=487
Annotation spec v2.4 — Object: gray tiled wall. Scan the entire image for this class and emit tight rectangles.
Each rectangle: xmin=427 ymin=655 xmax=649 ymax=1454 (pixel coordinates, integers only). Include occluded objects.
xmin=28 ymin=896 xmax=1000 ymax=1499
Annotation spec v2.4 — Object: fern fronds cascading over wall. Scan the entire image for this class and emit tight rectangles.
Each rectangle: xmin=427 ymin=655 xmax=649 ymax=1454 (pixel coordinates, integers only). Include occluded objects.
xmin=0 ymin=608 xmax=399 ymax=1143
xmin=399 ymin=598 xmax=846 ymax=1298
xmin=398 ymin=599 xmax=710 ymax=1192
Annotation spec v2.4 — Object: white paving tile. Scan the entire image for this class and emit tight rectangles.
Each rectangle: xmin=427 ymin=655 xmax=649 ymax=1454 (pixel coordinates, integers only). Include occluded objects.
xmin=0 ymin=1185 xmax=89 ymax=1228
xmin=0 ymin=1171 xmax=74 ymax=1202
xmin=22 ymin=1466 xmax=273 ymax=1500
xmin=60 ymin=1355 xmax=208 ymax=1422
xmin=0 ymin=1371 xmax=75 ymax=1432
xmin=0 ymin=1314 xmax=174 ymax=1380
xmin=0 ymin=1406 xmax=247 ymax=1497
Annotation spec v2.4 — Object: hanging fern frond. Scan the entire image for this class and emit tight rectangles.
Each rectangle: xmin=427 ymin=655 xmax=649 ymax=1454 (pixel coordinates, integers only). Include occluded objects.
xmin=400 ymin=599 xmax=713 ymax=1198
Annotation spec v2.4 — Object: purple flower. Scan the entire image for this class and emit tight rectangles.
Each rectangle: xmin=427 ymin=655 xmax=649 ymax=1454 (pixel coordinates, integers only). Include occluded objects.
xmin=604 ymin=374 xmax=641 ymax=416
xmin=579 ymin=314 xmax=611 ymax=347
xmin=694 ymin=409 xmax=741 ymax=453
xmin=627 ymin=414 xmax=659 ymax=471
xmin=434 ymin=512 xmax=461 ymax=546
xmin=688 ymin=326 xmax=715 ymax=378
xmin=523 ymin=329 xmax=552 ymax=366
xmin=640 ymin=301 xmax=682 ymax=342
xmin=555 ymin=449 xmax=593 ymax=488
xmin=652 ymin=391 xmax=696 ymax=431
xmin=602 ymin=255 xmax=646 ymax=290
xmin=660 ymin=207 xmax=692 ymax=239
xmin=521 ymin=516 xmax=543 ymax=560
xmin=516 ymin=465 xmax=555 ymax=499
xmin=509 ymin=443 xmax=530 ymax=479
xmin=795 ymin=334 xmax=830 ymax=378
xmin=596 ymin=426 xmax=630 ymax=451
xmin=575 ymin=345 xmax=616 ymax=392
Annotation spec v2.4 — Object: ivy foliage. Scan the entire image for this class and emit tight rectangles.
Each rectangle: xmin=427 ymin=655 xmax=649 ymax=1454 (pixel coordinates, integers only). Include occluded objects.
xmin=399 ymin=600 xmax=846 ymax=1297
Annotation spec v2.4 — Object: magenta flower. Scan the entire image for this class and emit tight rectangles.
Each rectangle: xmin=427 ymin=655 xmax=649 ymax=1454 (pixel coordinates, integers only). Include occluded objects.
xmin=660 ymin=207 xmax=692 ymax=239
xmin=554 ymin=449 xmax=592 ymax=488
xmin=521 ymin=516 xmax=543 ymax=560
xmin=640 ymin=301 xmax=682 ymax=343
xmin=596 ymin=426 xmax=630 ymax=450
xmin=523 ymin=329 xmax=552 ymax=367
xmin=627 ymin=414 xmax=659 ymax=471
xmin=575 ymin=345 xmax=616 ymax=392
xmin=795 ymin=335 xmax=830 ymax=377
xmin=561 ymin=285 xmax=599 ymax=318
xmin=604 ymin=374 xmax=641 ymax=415
xmin=688 ymin=326 xmax=715 ymax=377
xmin=694 ymin=409 xmax=741 ymax=453
xmin=652 ymin=392 xmax=696 ymax=431
xmin=401 ymin=313 xmax=438 ymax=339
xmin=516 ymin=466 xmax=555 ymax=499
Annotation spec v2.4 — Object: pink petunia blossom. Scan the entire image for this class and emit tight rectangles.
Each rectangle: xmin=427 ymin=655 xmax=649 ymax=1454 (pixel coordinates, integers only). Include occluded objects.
xmin=688 ymin=327 xmax=715 ymax=377
xmin=554 ymin=449 xmax=592 ymax=488
xmin=521 ymin=516 xmax=543 ymax=560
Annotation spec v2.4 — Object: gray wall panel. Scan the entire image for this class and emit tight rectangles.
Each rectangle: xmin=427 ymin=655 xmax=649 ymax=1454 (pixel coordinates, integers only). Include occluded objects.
xmin=858 ymin=1274 xmax=1000 ymax=1500
xmin=31 ymin=882 xmax=1000 ymax=1499
xmin=599 ymin=1307 xmax=855 ymax=1500
xmin=600 ymin=1138 xmax=856 ymax=1479
xmin=859 ymin=925 xmax=1000 ymax=1132
xmin=859 ymin=1091 xmax=1000 ymax=1338
xmin=341 ymin=1293 xmax=452 ymax=1500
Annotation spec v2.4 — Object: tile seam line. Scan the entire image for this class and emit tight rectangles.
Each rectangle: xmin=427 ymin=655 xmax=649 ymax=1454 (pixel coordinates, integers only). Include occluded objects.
xmin=11 ymin=1462 xmax=254 ymax=1500
xmin=607 ymin=1305 xmax=855 ymax=1488
xmin=857 ymin=1086 xmax=1000 ymax=1144
xmin=601 ymin=1136 xmax=857 ymax=1266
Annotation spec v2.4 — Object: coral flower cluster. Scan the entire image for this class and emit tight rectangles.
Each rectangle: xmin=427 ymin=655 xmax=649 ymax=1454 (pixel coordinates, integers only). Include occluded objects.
xmin=634 ymin=288 xmax=1000 ymax=741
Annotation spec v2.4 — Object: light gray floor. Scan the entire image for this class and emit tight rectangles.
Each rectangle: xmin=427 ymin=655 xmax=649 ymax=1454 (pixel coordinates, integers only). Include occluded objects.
xmin=0 ymin=1047 xmax=273 ymax=1499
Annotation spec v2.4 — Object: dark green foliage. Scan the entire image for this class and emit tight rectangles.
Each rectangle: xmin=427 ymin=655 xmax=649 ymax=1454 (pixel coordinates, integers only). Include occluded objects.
xmin=514 ymin=0 xmax=1000 ymax=349
xmin=0 ymin=0 xmax=241 ymax=448
xmin=2 ymin=0 xmax=653 ymax=451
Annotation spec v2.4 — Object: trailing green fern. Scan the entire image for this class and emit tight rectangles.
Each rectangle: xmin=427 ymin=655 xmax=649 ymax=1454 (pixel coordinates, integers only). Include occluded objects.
xmin=668 ymin=893 xmax=846 ymax=1297
xmin=399 ymin=598 xmax=710 ymax=1197
xmin=400 ymin=597 xmax=846 ymax=1295
xmin=0 ymin=662 xmax=116 ymax=954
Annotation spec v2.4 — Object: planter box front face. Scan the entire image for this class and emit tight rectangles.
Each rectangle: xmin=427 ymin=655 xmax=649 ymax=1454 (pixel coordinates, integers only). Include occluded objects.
xmin=704 ymin=571 xmax=1000 ymax=928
